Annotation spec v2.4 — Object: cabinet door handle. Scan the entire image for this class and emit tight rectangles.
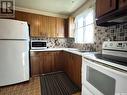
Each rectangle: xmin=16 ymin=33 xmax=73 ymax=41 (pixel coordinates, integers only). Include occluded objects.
xmin=110 ymin=0 xmax=112 ymax=7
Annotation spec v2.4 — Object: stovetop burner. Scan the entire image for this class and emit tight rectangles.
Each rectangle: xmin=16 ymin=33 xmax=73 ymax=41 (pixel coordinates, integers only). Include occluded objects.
xmin=95 ymin=53 xmax=127 ymax=67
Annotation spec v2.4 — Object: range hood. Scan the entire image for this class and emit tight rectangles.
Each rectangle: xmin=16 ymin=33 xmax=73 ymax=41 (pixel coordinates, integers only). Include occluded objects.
xmin=96 ymin=7 xmax=127 ymax=26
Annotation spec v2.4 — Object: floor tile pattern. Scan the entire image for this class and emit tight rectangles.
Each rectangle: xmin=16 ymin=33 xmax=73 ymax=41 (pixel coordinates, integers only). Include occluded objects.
xmin=0 ymin=77 xmax=41 ymax=95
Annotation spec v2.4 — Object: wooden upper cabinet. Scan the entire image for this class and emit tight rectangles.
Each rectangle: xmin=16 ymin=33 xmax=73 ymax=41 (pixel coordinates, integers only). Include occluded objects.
xmin=68 ymin=16 xmax=75 ymax=38
xmin=56 ymin=18 xmax=65 ymax=37
xmin=15 ymin=11 xmax=65 ymax=37
xmin=96 ymin=0 xmax=116 ymax=18
xmin=64 ymin=16 xmax=75 ymax=38
xmin=119 ymin=0 xmax=127 ymax=9
xmin=96 ymin=0 xmax=127 ymax=26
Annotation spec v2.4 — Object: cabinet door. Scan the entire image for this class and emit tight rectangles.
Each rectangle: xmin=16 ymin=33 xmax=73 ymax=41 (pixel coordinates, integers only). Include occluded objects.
xmin=39 ymin=52 xmax=54 ymax=74
xmin=54 ymin=52 xmax=63 ymax=71
xmin=63 ymin=52 xmax=82 ymax=88
xmin=56 ymin=18 xmax=65 ymax=37
xmin=72 ymin=54 xmax=82 ymax=88
xmin=119 ymin=0 xmax=127 ymax=8
xmin=96 ymin=0 xmax=116 ymax=18
xmin=68 ymin=16 xmax=75 ymax=38
xmin=30 ymin=56 xmax=40 ymax=76
xmin=47 ymin=17 xmax=56 ymax=37
xmin=39 ymin=51 xmax=63 ymax=74
xmin=74 ymin=54 xmax=82 ymax=88
xmin=63 ymin=52 xmax=71 ymax=75
xmin=30 ymin=52 xmax=40 ymax=76
xmin=31 ymin=51 xmax=63 ymax=76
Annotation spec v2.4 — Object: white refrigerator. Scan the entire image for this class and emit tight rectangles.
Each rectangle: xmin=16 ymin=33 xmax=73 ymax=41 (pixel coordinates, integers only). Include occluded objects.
xmin=0 ymin=19 xmax=29 ymax=86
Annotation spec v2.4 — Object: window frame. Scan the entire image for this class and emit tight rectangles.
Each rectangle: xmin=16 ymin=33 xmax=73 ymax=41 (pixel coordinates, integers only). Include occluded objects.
xmin=74 ymin=7 xmax=95 ymax=44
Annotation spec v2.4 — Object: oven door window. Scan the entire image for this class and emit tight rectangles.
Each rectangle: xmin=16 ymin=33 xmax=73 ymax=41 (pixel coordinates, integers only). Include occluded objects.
xmin=86 ymin=66 xmax=116 ymax=95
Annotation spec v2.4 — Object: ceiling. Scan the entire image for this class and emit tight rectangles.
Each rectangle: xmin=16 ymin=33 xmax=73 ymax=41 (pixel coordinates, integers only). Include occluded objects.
xmin=15 ymin=0 xmax=87 ymax=16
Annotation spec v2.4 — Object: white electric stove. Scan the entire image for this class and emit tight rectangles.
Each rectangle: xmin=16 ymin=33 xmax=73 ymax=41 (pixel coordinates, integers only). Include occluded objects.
xmin=82 ymin=41 xmax=127 ymax=95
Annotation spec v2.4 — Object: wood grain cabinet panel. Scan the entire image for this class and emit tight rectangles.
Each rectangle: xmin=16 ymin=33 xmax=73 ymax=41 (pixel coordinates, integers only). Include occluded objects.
xmin=96 ymin=0 xmax=127 ymax=26
xmin=15 ymin=11 xmax=65 ymax=37
xmin=54 ymin=51 xmax=64 ymax=71
xmin=39 ymin=52 xmax=55 ymax=74
xmin=30 ymin=51 xmax=64 ymax=76
xmin=30 ymin=52 xmax=40 ymax=76
xmin=56 ymin=18 xmax=65 ymax=37
xmin=67 ymin=16 xmax=75 ymax=38
xmin=63 ymin=52 xmax=82 ymax=88
xmin=30 ymin=56 xmax=40 ymax=76
xmin=119 ymin=0 xmax=127 ymax=9
xmin=96 ymin=0 xmax=116 ymax=18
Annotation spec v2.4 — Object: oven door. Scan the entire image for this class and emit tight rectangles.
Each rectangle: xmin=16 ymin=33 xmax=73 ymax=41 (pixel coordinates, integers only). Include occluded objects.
xmin=82 ymin=58 xmax=127 ymax=95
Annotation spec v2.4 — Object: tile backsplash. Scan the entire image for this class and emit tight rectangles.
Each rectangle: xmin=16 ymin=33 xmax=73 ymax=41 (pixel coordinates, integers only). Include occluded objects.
xmin=31 ymin=23 xmax=127 ymax=52
xmin=31 ymin=37 xmax=74 ymax=48
xmin=108 ymin=23 xmax=127 ymax=41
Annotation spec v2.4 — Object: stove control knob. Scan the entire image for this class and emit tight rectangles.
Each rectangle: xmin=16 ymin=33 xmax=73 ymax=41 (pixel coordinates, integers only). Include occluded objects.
xmin=122 ymin=43 xmax=127 ymax=50
xmin=105 ymin=44 xmax=107 ymax=47
xmin=110 ymin=43 xmax=113 ymax=46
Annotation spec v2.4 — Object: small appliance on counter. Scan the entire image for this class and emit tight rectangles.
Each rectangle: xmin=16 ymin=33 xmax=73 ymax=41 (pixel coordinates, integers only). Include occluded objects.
xmin=0 ymin=19 xmax=29 ymax=87
xmin=82 ymin=41 xmax=127 ymax=95
xmin=31 ymin=39 xmax=47 ymax=50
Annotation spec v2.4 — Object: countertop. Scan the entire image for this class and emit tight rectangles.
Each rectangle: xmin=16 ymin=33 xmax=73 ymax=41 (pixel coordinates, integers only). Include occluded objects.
xmin=30 ymin=48 xmax=95 ymax=56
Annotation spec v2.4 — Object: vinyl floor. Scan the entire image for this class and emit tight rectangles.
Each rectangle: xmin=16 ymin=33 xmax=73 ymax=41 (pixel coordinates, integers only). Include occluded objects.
xmin=0 ymin=74 xmax=80 ymax=95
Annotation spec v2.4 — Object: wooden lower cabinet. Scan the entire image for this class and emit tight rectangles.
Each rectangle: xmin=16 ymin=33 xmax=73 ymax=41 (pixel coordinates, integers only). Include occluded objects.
xmin=119 ymin=0 xmax=127 ymax=9
xmin=54 ymin=51 xmax=64 ymax=71
xmin=39 ymin=52 xmax=53 ymax=74
xmin=30 ymin=51 xmax=81 ymax=88
xmin=63 ymin=52 xmax=82 ymax=88
xmin=30 ymin=51 xmax=63 ymax=76
xmin=30 ymin=52 xmax=40 ymax=76
xmin=30 ymin=56 xmax=40 ymax=76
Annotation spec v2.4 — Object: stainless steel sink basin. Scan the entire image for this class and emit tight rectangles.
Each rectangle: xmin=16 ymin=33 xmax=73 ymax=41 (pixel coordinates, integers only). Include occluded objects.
xmin=78 ymin=50 xmax=91 ymax=53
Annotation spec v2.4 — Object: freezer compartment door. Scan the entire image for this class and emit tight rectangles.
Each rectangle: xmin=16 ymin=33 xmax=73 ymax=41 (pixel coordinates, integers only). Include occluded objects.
xmin=0 ymin=40 xmax=29 ymax=86
xmin=0 ymin=19 xmax=29 ymax=40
